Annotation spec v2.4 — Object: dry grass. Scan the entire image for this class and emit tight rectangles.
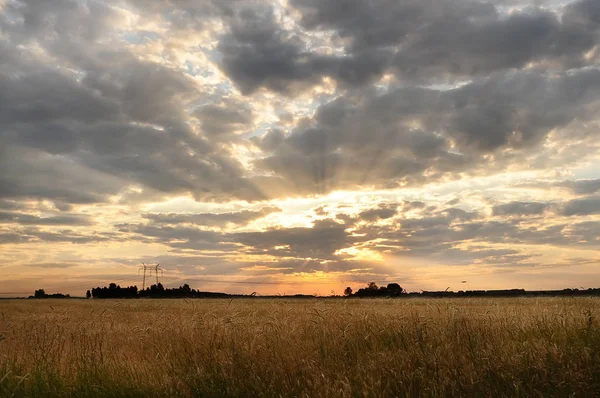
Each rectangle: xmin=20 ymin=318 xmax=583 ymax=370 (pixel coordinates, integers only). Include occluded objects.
xmin=1 ymin=297 xmax=599 ymax=397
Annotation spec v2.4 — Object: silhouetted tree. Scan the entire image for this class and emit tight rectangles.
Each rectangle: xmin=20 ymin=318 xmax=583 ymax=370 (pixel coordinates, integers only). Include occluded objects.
xmin=182 ymin=284 xmax=191 ymax=296
xmin=344 ymin=287 xmax=353 ymax=296
xmin=86 ymin=290 xmax=92 ymax=299
xmin=92 ymin=284 xmax=137 ymax=298
xmin=352 ymin=282 xmax=406 ymax=297
xmin=31 ymin=289 xmax=69 ymax=299
xmin=386 ymin=283 xmax=403 ymax=296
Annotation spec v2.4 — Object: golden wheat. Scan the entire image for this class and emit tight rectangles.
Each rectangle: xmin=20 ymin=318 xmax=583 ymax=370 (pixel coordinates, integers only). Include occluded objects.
xmin=1 ymin=297 xmax=599 ymax=397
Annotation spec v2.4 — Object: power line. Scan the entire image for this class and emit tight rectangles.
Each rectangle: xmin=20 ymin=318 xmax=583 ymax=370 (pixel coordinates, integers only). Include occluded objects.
xmin=138 ymin=263 xmax=163 ymax=290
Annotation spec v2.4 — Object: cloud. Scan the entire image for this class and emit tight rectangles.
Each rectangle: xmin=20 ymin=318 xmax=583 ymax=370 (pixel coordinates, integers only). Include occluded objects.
xmin=1 ymin=0 xmax=600 ymax=292
xmin=561 ymin=196 xmax=600 ymax=216
xmin=233 ymin=219 xmax=349 ymax=260
xmin=2 ymin=0 xmax=600 ymax=207
xmin=0 ymin=211 xmax=92 ymax=226
xmin=118 ymin=223 xmax=236 ymax=251
xmin=196 ymin=98 xmax=255 ymax=137
xmin=24 ymin=263 xmax=78 ymax=269
xmin=0 ymin=227 xmax=118 ymax=245
xmin=0 ymin=5 xmax=266 ymax=203
xmin=142 ymin=207 xmax=281 ymax=227
xmin=290 ymin=0 xmax=600 ymax=82
xmin=513 ymin=179 xmax=600 ymax=195
xmin=253 ymin=68 xmax=600 ymax=196
xmin=358 ymin=204 xmax=398 ymax=222
xmin=559 ymin=179 xmax=600 ymax=195
xmin=492 ymin=202 xmax=549 ymax=216
xmin=217 ymin=3 xmax=392 ymax=94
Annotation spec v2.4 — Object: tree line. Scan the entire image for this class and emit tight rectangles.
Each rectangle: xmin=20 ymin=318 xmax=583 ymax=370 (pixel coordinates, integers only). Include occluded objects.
xmin=30 ymin=282 xmax=600 ymax=299
xmin=30 ymin=289 xmax=70 ymax=299
xmin=88 ymin=282 xmax=230 ymax=299
xmin=343 ymin=282 xmax=405 ymax=297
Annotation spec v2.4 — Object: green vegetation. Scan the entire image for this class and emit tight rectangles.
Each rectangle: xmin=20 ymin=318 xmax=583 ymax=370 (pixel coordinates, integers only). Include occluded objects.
xmin=1 ymin=298 xmax=599 ymax=397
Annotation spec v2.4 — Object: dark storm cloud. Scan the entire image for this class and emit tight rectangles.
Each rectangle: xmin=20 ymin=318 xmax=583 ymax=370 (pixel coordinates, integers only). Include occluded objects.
xmin=143 ymin=207 xmax=280 ymax=227
xmin=493 ymin=201 xmax=549 ymax=216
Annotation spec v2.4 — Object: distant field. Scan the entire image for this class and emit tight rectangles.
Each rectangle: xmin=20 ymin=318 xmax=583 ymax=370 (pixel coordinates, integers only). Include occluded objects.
xmin=1 ymin=298 xmax=599 ymax=397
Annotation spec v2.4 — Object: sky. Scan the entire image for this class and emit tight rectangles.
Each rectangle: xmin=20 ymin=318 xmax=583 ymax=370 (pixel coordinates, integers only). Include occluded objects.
xmin=1 ymin=0 xmax=600 ymax=296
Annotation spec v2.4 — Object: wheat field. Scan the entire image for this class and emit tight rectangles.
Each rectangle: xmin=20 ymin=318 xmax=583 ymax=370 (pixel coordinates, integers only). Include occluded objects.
xmin=1 ymin=297 xmax=599 ymax=397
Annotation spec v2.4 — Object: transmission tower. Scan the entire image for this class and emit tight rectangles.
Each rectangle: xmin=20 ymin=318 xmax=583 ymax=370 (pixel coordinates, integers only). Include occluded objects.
xmin=138 ymin=263 xmax=163 ymax=290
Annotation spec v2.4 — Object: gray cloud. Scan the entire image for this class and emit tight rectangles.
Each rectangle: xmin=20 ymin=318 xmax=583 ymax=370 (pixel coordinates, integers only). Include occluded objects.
xmin=358 ymin=204 xmax=398 ymax=222
xmin=217 ymin=4 xmax=392 ymax=94
xmin=561 ymin=196 xmax=600 ymax=216
xmin=24 ymin=263 xmax=78 ymax=269
xmin=559 ymin=179 xmax=600 ymax=195
xmin=0 ymin=226 xmax=118 ymax=245
xmin=0 ymin=5 xmax=267 ymax=204
xmin=2 ymin=0 xmax=600 ymax=207
xmin=254 ymin=68 xmax=600 ymax=196
xmin=0 ymin=145 xmax=125 ymax=205
xmin=196 ymin=98 xmax=255 ymax=137
xmin=0 ymin=211 xmax=92 ymax=226
xmin=513 ymin=179 xmax=600 ymax=195
xmin=233 ymin=219 xmax=348 ymax=260
xmin=142 ymin=207 xmax=281 ymax=227
xmin=289 ymin=0 xmax=600 ymax=83
xmin=1 ymin=0 xmax=600 ymax=285
xmin=118 ymin=223 xmax=238 ymax=251
xmin=493 ymin=201 xmax=549 ymax=216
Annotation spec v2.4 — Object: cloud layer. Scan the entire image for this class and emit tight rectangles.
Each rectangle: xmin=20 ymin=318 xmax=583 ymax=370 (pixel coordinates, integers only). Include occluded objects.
xmin=1 ymin=0 xmax=600 ymax=294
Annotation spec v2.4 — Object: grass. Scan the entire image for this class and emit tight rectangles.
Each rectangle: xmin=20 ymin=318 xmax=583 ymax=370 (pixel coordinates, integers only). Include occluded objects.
xmin=1 ymin=297 xmax=599 ymax=397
